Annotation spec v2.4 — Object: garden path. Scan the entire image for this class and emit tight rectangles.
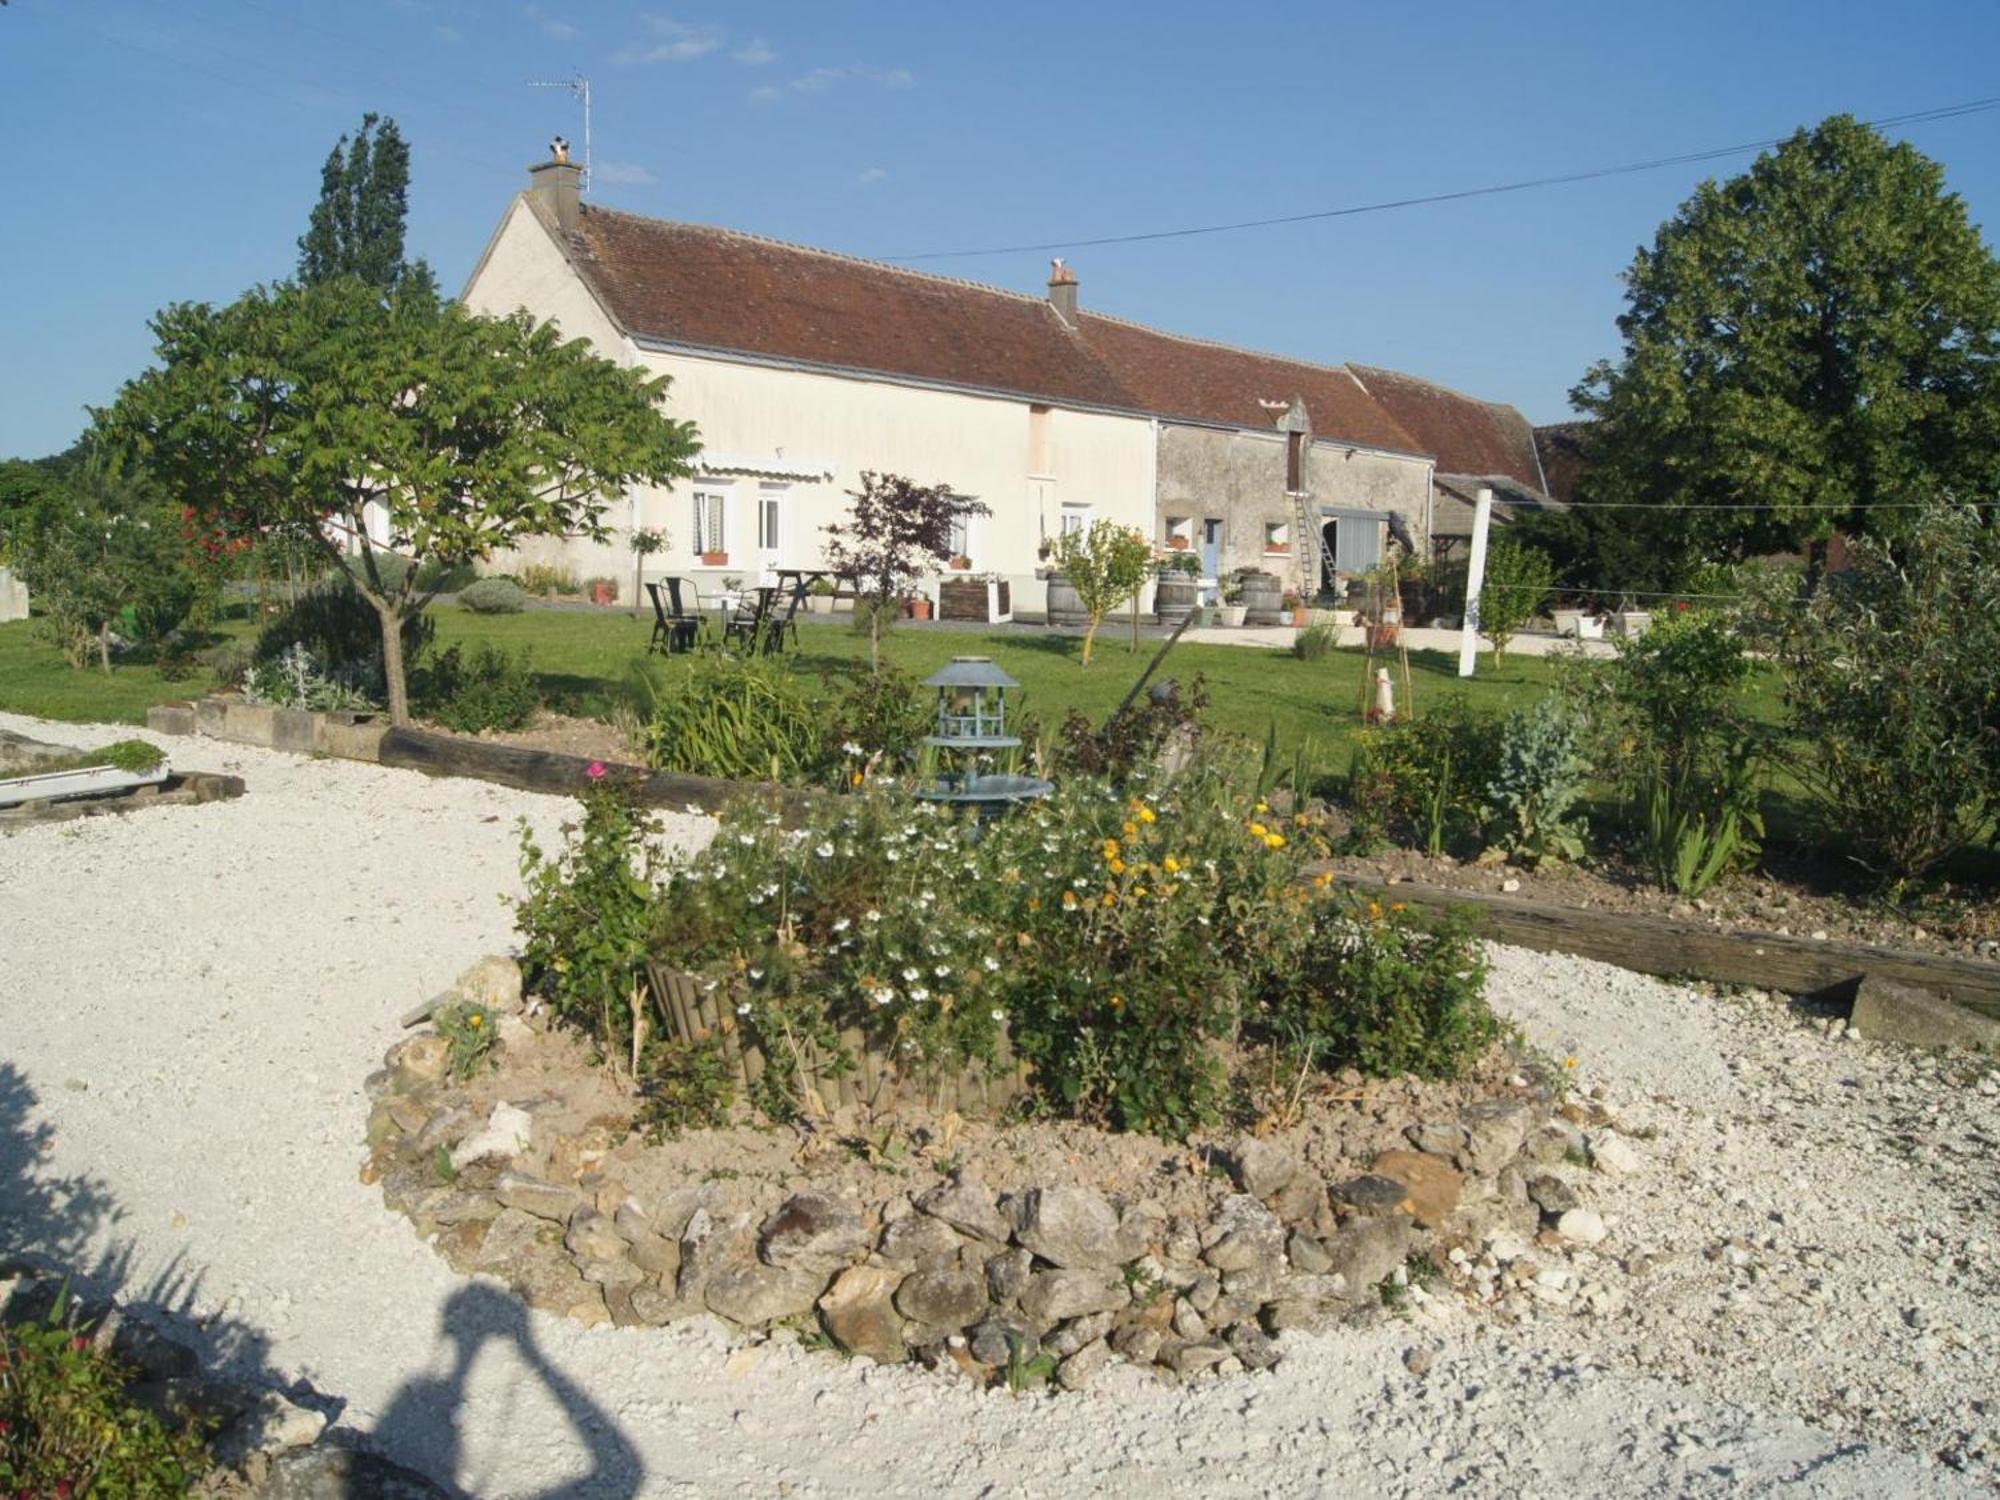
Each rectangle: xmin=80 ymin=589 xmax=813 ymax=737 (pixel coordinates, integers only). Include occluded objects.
xmin=0 ymin=710 xmax=1980 ymax=1498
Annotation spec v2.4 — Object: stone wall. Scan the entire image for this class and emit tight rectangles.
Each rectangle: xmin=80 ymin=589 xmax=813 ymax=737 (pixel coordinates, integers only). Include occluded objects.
xmin=364 ymin=958 xmax=1575 ymax=1392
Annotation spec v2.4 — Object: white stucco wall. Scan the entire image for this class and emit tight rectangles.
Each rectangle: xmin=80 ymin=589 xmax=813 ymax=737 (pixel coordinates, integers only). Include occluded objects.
xmin=460 ymin=196 xmax=1159 ymax=614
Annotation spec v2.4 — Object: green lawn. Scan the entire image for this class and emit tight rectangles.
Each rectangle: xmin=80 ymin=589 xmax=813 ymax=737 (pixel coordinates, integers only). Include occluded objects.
xmin=1 ymin=607 xmax=1778 ymax=770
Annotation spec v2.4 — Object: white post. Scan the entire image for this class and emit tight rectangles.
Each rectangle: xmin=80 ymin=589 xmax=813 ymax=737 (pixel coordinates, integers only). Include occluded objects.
xmin=1457 ymin=486 xmax=1493 ymax=678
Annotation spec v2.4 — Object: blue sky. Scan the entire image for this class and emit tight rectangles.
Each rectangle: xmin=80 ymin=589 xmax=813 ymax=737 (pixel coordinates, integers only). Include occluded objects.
xmin=4 ymin=0 xmax=2000 ymax=458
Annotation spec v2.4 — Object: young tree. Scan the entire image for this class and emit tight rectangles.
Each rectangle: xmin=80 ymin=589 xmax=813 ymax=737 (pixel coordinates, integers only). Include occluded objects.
xmin=1475 ymin=535 xmax=1554 ymax=665
xmin=1051 ymin=519 xmax=1153 ymax=666
xmin=1572 ymin=115 xmax=2000 ymax=579
xmin=822 ymin=472 xmax=988 ymax=671
xmin=297 ymin=113 xmax=433 ymax=294
xmin=105 ymin=279 xmax=699 ymax=721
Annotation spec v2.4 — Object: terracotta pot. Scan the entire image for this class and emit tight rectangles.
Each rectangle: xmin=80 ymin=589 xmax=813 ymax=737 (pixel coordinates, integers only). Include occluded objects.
xmin=906 ymin=597 xmax=934 ymax=621
xmin=590 ymin=581 xmax=616 ymax=606
xmin=700 ymin=551 xmax=729 ymax=566
xmin=1168 ymin=536 xmax=1190 ymax=550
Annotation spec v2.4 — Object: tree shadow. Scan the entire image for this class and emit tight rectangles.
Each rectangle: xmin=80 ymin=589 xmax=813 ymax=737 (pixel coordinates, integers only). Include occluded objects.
xmin=373 ymin=1282 xmax=645 ymax=1499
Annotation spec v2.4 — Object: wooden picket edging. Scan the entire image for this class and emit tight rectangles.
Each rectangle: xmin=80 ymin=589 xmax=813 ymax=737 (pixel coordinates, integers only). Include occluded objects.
xmin=645 ymin=964 xmax=1029 ymax=1119
xmin=1316 ymin=866 xmax=2000 ymax=1022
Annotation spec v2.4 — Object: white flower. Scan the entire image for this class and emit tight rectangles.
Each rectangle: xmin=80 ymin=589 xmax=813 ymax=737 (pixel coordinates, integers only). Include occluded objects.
xmin=990 ymin=1009 xmax=1005 ymax=1022
xmin=843 ymin=741 xmax=864 ymax=756
xmin=886 ymin=849 xmax=901 ymax=863
xmin=870 ymin=986 xmax=895 ymax=1006
xmin=982 ymin=955 xmax=1000 ymax=972
xmin=735 ymin=1003 xmax=751 ymax=1016
xmin=902 ymin=966 xmax=921 ymax=982
xmin=749 ymin=968 xmax=764 ymax=981
xmin=736 ymin=833 xmax=756 ymax=846
xmin=831 ymin=917 xmax=851 ymax=933
xmin=864 ymin=909 xmax=881 ymax=924
xmin=934 ymin=964 xmax=951 ymax=978
xmin=816 ymin=842 xmax=836 ymax=859
xmin=910 ymin=986 xmax=930 ymax=1003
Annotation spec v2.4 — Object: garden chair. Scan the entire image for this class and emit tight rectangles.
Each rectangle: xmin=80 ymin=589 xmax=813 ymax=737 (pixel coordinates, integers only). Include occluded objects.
xmin=757 ymin=574 xmax=812 ymax=656
xmin=647 ymin=579 xmax=700 ymax=655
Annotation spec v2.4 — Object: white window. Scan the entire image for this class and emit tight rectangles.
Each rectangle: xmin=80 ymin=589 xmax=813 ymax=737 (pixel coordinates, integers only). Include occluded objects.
xmin=1264 ymin=521 xmax=1291 ymax=553
xmin=757 ymin=484 xmax=784 ymax=551
xmin=1060 ymin=502 xmax=1091 ymax=538
xmin=693 ymin=491 xmax=726 ymax=554
xmin=948 ymin=516 xmax=970 ymax=561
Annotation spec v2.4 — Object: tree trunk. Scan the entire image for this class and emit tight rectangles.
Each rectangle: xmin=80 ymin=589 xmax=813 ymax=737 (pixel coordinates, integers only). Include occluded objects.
xmin=1081 ymin=614 xmax=1101 ymax=666
xmin=632 ymin=555 xmax=644 ymax=620
xmin=375 ymin=596 xmax=411 ymax=725
xmin=98 ymin=621 xmax=112 ymax=674
xmin=869 ymin=600 xmax=882 ymax=674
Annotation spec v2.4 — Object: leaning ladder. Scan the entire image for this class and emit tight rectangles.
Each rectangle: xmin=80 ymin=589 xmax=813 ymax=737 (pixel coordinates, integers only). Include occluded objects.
xmin=1288 ymin=489 xmax=1320 ymax=598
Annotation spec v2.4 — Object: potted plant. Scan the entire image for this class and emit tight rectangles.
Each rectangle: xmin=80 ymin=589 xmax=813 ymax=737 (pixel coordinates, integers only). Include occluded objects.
xmin=700 ymin=548 xmax=730 ymax=566
xmin=906 ymin=594 xmax=934 ymax=621
xmin=1281 ymin=589 xmax=1308 ymax=628
xmin=806 ymin=576 xmax=837 ymax=614
xmin=1216 ymin=574 xmax=1248 ymax=627
xmin=1152 ymin=552 xmax=1202 ymax=626
xmin=1167 ymin=533 xmax=1191 ymax=551
xmin=587 ymin=576 xmax=617 ymax=606
xmin=1611 ymin=599 xmax=1651 ymax=638
xmin=948 ymin=554 xmax=973 ymax=572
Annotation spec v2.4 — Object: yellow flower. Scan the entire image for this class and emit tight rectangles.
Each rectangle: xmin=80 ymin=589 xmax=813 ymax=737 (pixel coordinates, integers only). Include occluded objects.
xmin=1162 ymin=855 xmax=1181 ymax=875
xmin=1249 ymin=822 xmax=1268 ymax=838
xmin=1564 ymin=1055 xmax=1579 ymax=1070
xmin=851 ymin=771 xmax=864 ymax=787
xmin=1061 ymin=890 xmax=1079 ymax=910
xmin=1367 ymin=900 xmax=1383 ymax=919
xmin=1313 ymin=871 xmax=1334 ymax=889
xmin=1028 ymin=897 xmax=1042 ymax=912
xmin=1102 ymin=838 xmax=1121 ymax=860
xmin=1255 ymin=800 xmax=1270 ymax=814
xmin=1389 ymin=901 xmax=1406 ymax=912
xmin=1102 ymin=892 xmax=1118 ymax=908
xmin=1132 ymin=886 xmax=1148 ymax=898
xmin=1137 ymin=806 xmax=1157 ymax=825
xmin=1122 ymin=820 xmax=1139 ymax=837
xmin=1264 ymin=833 xmax=1286 ymax=850
xmin=1109 ymin=994 xmax=1125 ymax=1009
xmin=468 ymin=1013 xmax=483 ymax=1028
xmin=1109 ymin=857 xmax=1127 ymax=876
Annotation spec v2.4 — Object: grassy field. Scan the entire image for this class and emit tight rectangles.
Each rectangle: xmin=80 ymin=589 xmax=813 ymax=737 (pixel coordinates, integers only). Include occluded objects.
xmin=1 ymin=606 xmax=1783 ymax=771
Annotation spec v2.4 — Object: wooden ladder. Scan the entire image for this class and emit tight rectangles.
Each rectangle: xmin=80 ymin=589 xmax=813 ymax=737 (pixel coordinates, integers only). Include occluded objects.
xmin=1289 ymin=489 xmax=1319 ymax=598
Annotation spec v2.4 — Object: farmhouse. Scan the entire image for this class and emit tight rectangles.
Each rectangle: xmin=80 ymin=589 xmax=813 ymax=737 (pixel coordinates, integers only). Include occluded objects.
xmin=462 ymin=147 xmax=1551 ymax=613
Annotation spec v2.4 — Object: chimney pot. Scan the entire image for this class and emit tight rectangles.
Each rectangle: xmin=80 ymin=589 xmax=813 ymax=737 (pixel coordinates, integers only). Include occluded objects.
xmin=528 ymin=149 xmax=583 ymax=237
xmin=1047 ymin=257 xmax=1079 ymax=327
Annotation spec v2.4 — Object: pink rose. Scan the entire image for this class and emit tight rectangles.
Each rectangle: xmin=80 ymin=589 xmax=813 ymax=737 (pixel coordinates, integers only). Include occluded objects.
xmin=586 ymin=761 xmax=608 ymax=781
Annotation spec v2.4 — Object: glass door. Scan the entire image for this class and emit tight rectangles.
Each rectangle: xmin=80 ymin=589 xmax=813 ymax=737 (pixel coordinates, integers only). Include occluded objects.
xmin=756 ymin=483 xmax=786 ymax=584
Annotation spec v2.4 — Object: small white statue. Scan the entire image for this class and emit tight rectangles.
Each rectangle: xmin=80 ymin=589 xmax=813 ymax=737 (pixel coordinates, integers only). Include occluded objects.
xmin=1373 ymin=666 xmax=1396 ymax=722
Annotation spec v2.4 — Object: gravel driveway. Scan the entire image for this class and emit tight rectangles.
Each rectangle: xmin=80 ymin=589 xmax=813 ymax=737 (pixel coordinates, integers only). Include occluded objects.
xmin=1 ymin=711 xmax=1989 ymax=1498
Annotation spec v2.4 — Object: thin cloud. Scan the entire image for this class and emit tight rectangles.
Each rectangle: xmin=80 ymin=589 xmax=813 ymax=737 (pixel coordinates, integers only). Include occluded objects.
xmin=616 ymin=13 xmax=722 ymax=64
xmin=750 ymin=64 xmax=914 ymax=103
xmin=733 ymin=37 xmax=777 ymax=65
xmin=858 ymin=167 xmax=888 ymax=186
xmin=594 ymin=160 xmax=658 ymax=186
xmin=523 ymin=4 xmax=577 ymax=42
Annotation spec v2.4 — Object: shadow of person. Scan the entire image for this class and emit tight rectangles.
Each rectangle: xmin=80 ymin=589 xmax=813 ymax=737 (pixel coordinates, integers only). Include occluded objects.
xmin=374 ymin=1283 xmax=644 ymax=1499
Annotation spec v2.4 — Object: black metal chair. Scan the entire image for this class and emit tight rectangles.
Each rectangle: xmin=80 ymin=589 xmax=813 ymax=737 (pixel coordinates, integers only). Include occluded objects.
xmin=758 ymin=574 xmax=812 ymax=655
xmin=647 ymin=579 xmax=700 ymax=654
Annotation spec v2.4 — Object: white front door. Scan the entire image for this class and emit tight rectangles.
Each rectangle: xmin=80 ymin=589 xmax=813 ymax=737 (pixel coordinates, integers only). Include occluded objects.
xmin=756 ymin=483 xmax=786 ymax=583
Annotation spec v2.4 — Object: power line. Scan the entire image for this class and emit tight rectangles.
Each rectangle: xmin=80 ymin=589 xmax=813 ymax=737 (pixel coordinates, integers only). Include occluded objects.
xmin=884 ymin=95 xmax=2000 ymax=263
xmin=1539 ymin=498 xmax=2000 ymax=512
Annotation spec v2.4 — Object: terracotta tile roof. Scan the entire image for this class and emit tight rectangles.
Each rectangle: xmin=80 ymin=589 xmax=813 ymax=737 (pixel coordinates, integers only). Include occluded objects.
xmin=560 ymin=203 xmax=1527 ymax=462
xmin=1348 ymin=366 xmax=1549 ymax=493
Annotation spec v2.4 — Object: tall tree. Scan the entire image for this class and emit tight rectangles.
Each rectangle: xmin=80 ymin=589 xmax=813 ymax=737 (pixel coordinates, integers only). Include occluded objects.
xmin=297 ymin=113 xmax=431 ymax=293
xmin=1572 ymin=115 xmax=2000 ymax=578
xmin=104 ymin=280 xmax=699 ymax=722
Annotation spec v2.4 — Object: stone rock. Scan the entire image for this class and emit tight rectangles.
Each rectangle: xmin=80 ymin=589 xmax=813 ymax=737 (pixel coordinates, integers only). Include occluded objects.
xmin=915 ymin=1177 xmax=1012 ymax=1243
xmin=1220 ymin=1262 xmax=1282 ymax=1304
xmin=411 ymin=1107 xmax=472 ymax=1156
xmin=759 ymin=1192 xmax=869 ymax=1272
xmin=894 ymin=1267 xmax=989 ymax=1330
xmin=1850 ymin=974 xmax=2000 ymax=1050
xmin=1172 ymin=1300 xmax=1208 ymax=1340
xmin=1202 ymin=1195 xmax=1286 ymax=1274
xmin=1046 ymin=1309 xmax=1118 ymax=1359
xmin=1264 ymin=1300 xmax=1336 ymax=1333
xmin=494 ymin=1171 xmax=583 ymax=1224
xmin=1521 ymin=1118 xmax=1586 ymax=1165
xmin=453 ymin=955 xmax=524 ymax=1016
xmin=1406 ymin=1121 xmax=1468 ymax=1157
xmin=645 ymin=1185 xmax=715 ymax=1243
xmin=1057 ymin=1338 xmax=1113 ymax=1391
xmin=564 ymin=1207 xmax=627 ymax=1264
xmin=211 ymin=1390 xmax=327 ymax=1466
xmin=819 ymin=1265 xmax=908 ymax=1364
xmin=1115 ymin=1201 xmax=1168 ymax=1260
xmin=1526 ymin=1174 xmax=1580 ymax=1216
xmin=256 ymin=1443 xmax=450 ymax=1499
xmin=1323 ymin=1215 xmax=1412 ymax=1297
xmin=392 ymin=1035 xmax=449 ymax=1085
xmin=968 ymin=1312 xmax=1036 ymax=1367
xmin=1458 ymin=1098 xmax=1537 ymax=1175
xmin=469 ymin=1206 xmax=547 ymax=1272
xmin=1112 ymin=1324 xmax=1166 ymax=1363
xmin=677 ymin=1207 xmax=755 ymax=1304
xmin=628 ymin=1285 xmax=690 ymax=1326
xmin=1226 ymin=1322 xmax=1280 ymax=1371
xmin=1014 ymin=1186 xmax=1123 ymax=1269
xmin=985 ymin=1247 xmax=1034 ymax=1306
xmin=580 ymin=1256 xmax=644 ymax=1291
xmin=1020 ymin=1268 xmax=1127 ymax=1327
xmin=1162 ymin=1217 xmax=1203 ymax=1265
xmin=429 ymin=1192 xmax=499 ymax=1228
xmin=1588 ymin=1132 xmax=1645 ymax=1178
xmin=1269 ymin=1174 xmax=1327 ymax=1227
xmin=1404 ymin=1346 xmax=1435 ymax=1379
xmin=1370 ymin=1150 xmax=1464 ymax=1229
xmin=1185 ymin=1272 xmax=1220 ymax=1313
xmin=878 ymin=1212 xmax=966 ymax=1268
xmin=1227 ymin=1136 xmax=1301 ymax=1199
xmin=451 ymin=1102 xmax=534 ymax=1170
xmin=1171 ymin=1339 xmax=1231 ymax=1376
xmin=613 ymin=1201 xmax=682 ymax=1281
xmin=1287 ymin=1231 xmax=1333 ymax=1274
xmin=704 ymin=1262 xmax=828 ymax=1326
xmin=1556 ymin=1208 xmax=1607 ymax=1246
xmin=1332 ymin=1174 xmax=1410 ymax=1214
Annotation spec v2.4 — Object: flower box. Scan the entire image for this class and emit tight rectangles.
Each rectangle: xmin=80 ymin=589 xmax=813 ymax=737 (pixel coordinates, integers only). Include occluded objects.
xmin=948 ymin=556 xmax=973 ymax=572
xmin=1215 ymin=603 xmax=1248 ymax=627
xmin=1167 ymin=535 xmax=1191 ymax=550
xmin=1612 ymin=610 xmax=1651 ymax=639
xmin=700 ymin=551 xmax=730 ymax=566
xmin=938 ymin=578 xmax=1013 ymax=624
xmin=905 ymin=596 xmax=934 ymax=621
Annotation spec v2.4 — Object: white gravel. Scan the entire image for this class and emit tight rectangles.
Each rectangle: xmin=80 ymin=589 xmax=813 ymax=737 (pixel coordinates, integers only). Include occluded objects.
xmin=2 ymin=711 xmax=1990 ymax=1498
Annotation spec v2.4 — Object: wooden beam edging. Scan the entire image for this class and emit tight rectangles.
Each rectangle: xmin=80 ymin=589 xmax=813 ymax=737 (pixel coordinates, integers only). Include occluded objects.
xmin=375 ymin=725 xmax=812 ymax=820
xmin=1311 ymin=866 xmax=2000 ymax=1022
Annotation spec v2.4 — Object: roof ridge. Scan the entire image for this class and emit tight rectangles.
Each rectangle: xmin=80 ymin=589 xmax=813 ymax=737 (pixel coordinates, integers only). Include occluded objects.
xmin=1080 ymin=306 xmax=1366 ymax=387
xmin=1349 ymin=362 xmax=1515 ymax=413
xmin=580 ymin=204 xmax=1053 ymax=310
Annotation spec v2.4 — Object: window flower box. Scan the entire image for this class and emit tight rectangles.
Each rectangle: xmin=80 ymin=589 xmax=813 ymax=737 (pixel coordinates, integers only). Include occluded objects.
xmin=699 ymin=550 xmax=729 ymax=566
xmin=947 ymin=555 xmax=973 ymax=572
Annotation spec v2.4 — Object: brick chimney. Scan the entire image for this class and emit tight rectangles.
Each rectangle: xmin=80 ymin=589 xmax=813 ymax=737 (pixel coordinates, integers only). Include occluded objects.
xmin=1047 ymin=258 xmax=1079 ymax=328
xmin=528 ymin=137 xmax=582 ymax=236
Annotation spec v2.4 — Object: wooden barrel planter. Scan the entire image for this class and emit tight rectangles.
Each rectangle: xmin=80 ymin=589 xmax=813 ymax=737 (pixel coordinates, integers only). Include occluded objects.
xmin=1045 ymin=573 xmax=1089 ymax=627
xmin=1239 ymin=570 xmax=1285 ymax=626
xmin=1153 ymin=575 xmax=1199 ymax=627
xmin=646 ymin=964 xmax=1029 ymax=1119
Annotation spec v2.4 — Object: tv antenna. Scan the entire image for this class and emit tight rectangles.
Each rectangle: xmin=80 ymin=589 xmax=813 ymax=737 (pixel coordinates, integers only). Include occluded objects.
xmin=528 ymin=73 xmax=591 ymax=192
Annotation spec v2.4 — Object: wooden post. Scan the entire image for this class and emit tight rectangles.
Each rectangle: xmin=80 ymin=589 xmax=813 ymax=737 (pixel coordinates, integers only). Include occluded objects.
xmin=1458 ymin=486 xmax=1493 ymax=679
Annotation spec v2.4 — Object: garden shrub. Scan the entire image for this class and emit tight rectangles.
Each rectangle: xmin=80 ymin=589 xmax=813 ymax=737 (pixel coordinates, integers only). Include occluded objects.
xmin=1054 ymin=678 xmax=1209 ymax=783
xmin=458 ymin=576 xmax=529 ymax=615
xmin=1484 ymin=696 xmax=1590 ymax=865
xmin=0 ymin=1289 xmax=212 ymax=1495
xmin=242 ymin=643 xmax=377 ymax=712
xmin=197 ymin=638 xmax=255 ymax=690
xmin=1291 ymin=623 xmax=1338 ymax=661
xmin=1344 ymin=698 xmax=1503 ymax=856
xmin=413 ymin=644 xmax=541 ymax=733
xmin=821 ymin=665 xmax=931 ymax=777
xmin=255 ymin=574 xmax=433 ymax=701
xmin=1257 ymin=897 xmax=1496 ymax=1081
xmin=636 ymin=653 xmax=827 ymax=783
xmin=517 ymin=561 xmax=579 ymax=597
xmin=1749 ymin=509 xmax=2000 ymax=882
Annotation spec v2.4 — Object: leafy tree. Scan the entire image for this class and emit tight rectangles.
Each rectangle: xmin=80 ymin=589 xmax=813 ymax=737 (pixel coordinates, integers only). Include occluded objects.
xmin=822 ymin=471 xmax=988 ymax=671
xmin=104 ymin=279 xmax=698 ymax=721
xmin=1050 ymin=519 xmax=1153 ymax=666
xmin=1474 ymin=535 xmax=1554 ymax=664
xmin=297 ymin=113 xmax=433 ymax=294
xmin=1572 ymin=115 xmax=2000 ymax=580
